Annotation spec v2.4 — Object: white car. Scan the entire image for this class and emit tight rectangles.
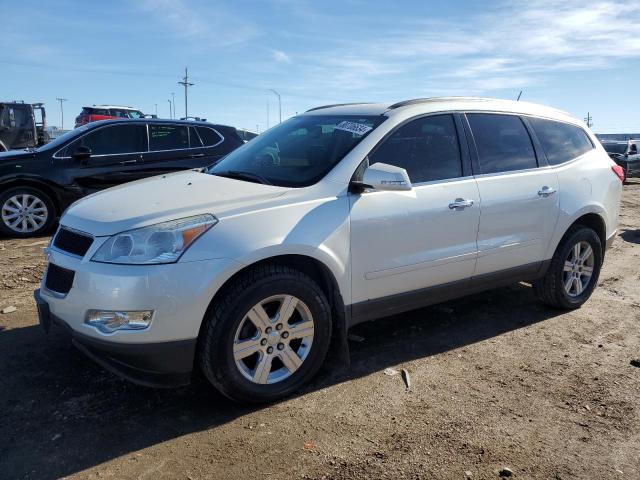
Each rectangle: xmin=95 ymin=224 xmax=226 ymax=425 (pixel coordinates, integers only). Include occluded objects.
xmin=35 ymin=97 xmax=623 ymax=403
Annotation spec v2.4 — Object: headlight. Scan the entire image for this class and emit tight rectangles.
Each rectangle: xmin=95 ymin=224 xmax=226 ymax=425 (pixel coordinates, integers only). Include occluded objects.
xmin=92 ymin=214 xmax=217 ymax=264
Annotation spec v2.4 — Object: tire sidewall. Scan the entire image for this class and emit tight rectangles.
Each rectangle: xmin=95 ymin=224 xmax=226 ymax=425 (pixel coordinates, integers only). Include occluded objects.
xmin=203 ymin=272 xmax=332 ymax=403
xmin=0 ymin=187 xmax=56 ymax=237
xmin=554 ymin=228 xmax=602 ymax=308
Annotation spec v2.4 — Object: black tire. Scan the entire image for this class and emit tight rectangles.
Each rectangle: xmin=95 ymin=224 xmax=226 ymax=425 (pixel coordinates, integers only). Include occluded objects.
xmin=0 ymin=187 xmax=56 ymax=237
xmin=534 ymin=226 xmax=603 ymax=309
xmin=199 ymin=264 xmax=332 ymax=404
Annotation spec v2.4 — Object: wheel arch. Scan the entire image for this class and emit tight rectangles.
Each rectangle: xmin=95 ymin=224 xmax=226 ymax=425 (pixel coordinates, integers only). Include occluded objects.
xmin=553 ymin=211 xmax=607 ymax=260
xmin=0 ymin=177 xmax=61 ymax=216
xmin=194 ymin=253 xmax=349 ymax=375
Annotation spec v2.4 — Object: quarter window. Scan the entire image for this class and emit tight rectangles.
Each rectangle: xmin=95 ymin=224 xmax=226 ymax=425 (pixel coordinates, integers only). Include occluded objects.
xmin=196 ymin=126 xmax=223 ymax=147
xmin=528 ymin=117 xmax=593 ymax=165
xmin=467 ymin=113 xmax=537 ymax=174
xmin=67 ymin=124 xmax=147 ymax=155
xmin=149 ymin=124 xmax=190 ymax=150
xmin=369 ymin=114 xmax=463 ymax=183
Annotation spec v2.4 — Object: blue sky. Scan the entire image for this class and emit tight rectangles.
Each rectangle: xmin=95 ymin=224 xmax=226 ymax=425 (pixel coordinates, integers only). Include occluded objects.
xmin=1 ymin=0 xmax=639 ymax=133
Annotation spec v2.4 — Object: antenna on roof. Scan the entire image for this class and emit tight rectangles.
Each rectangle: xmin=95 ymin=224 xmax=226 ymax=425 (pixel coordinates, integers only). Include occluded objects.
xmin=516 ymin=90 xmax=523 ymax=101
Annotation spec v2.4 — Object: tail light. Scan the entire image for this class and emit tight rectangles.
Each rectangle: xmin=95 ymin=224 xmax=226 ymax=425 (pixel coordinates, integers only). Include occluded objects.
xmin=611 ymin=165 xmax=625 ymax=182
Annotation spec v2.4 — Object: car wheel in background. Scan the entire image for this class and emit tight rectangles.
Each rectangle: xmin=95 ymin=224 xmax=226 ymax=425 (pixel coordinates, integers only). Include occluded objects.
xmin=0 ymin=187 xmax=56 ymax=237
xmin=199 ymin=264 xmax=332 ymax=404
xmin=534 ymin=226 xmax=603 ymax=309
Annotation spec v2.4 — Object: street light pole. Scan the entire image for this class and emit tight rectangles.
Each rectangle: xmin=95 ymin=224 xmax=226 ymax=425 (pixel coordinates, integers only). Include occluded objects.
xmin=269 ymin=89 xmax=281 ymax=123
xmin=55 ymin=97 xmax=67 ymax=130
xmin=171 ymin=92 xmax=175 ymax=119
xmin=168 ymin=99 xmax=172 ymax=119
xmin=154 ymin=103 xmax=158 ymax=117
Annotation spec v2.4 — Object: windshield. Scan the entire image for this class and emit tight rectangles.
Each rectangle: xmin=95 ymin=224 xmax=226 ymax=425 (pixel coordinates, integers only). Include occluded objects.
xmin=36 ymin=125 xmax=90 ymax=151
xmin=601 ymin=142 xmax=627 ymax=155
xmin=208 ymin=115 xmax=385 ymax=187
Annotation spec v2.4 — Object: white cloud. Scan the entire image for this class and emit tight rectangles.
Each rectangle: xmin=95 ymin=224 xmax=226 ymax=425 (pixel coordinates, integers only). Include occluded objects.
xmin=288 ymin=0 xmax=640 ymax=98
xmin=139 ymin=0 xmax=258 ymax=47
xmin=272 ymin=50 xmax=292 ymax=63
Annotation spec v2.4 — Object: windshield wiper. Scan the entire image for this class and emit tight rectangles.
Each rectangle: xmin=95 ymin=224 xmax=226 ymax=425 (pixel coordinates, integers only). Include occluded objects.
xmin=213 ymin=170 xmax=273 ymax=185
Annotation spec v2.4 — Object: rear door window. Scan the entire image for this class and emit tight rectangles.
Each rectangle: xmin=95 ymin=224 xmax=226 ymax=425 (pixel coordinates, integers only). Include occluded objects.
xmin=195 ymin=126 xmax=224 ymax=147
xmin=467 ymin=113 xmax=538 ymax=174
xmin=149 ymin=124 xmax=190 ymax=151
xmin=528 ymin=117 xmax=593 ymax=165
xmin=189 ymin=127 xmax=203 ymax=147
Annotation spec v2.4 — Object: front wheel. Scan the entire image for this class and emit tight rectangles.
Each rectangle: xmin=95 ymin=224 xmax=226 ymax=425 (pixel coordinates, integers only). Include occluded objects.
xmin=534 ymin=226 xmax=602 ymax=309
xmin=0 ymin=187 xmax=56 ymax=237
xmin=199 ymin=265 xmax=332 ymax=403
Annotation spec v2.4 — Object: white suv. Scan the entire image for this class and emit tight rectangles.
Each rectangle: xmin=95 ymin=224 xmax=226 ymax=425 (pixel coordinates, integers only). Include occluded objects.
xmin=35 ymin=97 xmax=623 ymax=403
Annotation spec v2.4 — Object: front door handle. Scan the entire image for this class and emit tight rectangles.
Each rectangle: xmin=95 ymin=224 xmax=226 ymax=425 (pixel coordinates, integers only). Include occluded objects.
xmin=538 ymin=186 xmax=557 ymax=197
xmin=449 ymin=198 xmax=474 ymax=210
xmin=119 ymin=159 xmax=138 ymax=165
xmin=190 ymin=153 xmax=205 ymax=158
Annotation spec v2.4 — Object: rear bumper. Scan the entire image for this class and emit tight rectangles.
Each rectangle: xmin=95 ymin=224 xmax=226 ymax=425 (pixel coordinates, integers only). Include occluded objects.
xmin=35 ymin=289 xmax=196 ymax=388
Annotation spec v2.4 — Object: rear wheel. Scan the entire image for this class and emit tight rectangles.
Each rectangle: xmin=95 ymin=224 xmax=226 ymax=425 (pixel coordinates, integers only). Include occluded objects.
xmin=0 ymin=187 xmax=56 ymax=237
xmin=199 ymin=265 xmax=332 ymax=404
xmin=534 ymin=226 xmax=602 ymax=309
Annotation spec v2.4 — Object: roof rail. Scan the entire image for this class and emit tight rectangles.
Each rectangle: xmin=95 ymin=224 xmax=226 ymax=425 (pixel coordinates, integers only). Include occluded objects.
xmin=388 ymin=97 xmax=495 ymax=109
xmin=306 ymin=102 xmax=373 ymax=112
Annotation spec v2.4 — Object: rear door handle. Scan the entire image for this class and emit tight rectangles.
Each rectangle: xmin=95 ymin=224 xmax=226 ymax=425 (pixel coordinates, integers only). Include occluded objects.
xmin=449 ymin=198 xmax=474 ymax=210
xmin=119 ymin=159 xmax=138 ymax=165
xmin=538 ymin=186 xmax=557 ymax=197
xmin=190 ymin=153 xmax=205 ymax=158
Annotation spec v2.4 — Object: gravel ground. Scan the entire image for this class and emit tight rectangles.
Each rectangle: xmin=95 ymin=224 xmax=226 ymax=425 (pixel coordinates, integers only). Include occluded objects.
xmin=0 ymin=180 xmax=639 ymax=480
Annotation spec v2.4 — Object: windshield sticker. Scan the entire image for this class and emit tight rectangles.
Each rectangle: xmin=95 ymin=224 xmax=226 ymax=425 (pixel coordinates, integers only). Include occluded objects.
xmin=334 ymin=121 xmax=373 ymax=136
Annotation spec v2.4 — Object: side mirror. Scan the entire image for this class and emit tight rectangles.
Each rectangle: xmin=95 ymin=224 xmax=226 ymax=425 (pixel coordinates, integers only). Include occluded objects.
xmin=358 ymin=162 xmax=412 ymax=192
xmin=72 ymin=146 xmax=92 ymax=163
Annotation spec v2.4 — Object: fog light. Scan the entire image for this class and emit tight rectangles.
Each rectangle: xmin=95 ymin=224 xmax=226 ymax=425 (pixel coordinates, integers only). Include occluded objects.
xmin=85 ymin=310 xmax=153 ymax=333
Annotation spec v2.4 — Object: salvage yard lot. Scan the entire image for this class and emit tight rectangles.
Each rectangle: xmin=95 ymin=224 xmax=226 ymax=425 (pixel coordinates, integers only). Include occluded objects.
xmin=1 ymin=181 xmax=639 ymax=480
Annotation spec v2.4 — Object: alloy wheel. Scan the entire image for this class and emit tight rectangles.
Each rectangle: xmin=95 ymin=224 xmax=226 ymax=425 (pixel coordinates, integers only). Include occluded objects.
xmin=233 ymin=294 xmax=315 ymax=384
xmin=563 ymin=240 xmax=595 ymax=297
xmin=1 ymin=194 xmax=49 ymax=233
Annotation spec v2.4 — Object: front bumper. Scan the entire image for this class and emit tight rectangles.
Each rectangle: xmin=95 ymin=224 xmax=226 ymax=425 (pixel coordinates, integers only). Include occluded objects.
xmin=35 ymin=289 xmax=196 ymax=387
xmin=36 ymin=242 xmax=243 ymax=388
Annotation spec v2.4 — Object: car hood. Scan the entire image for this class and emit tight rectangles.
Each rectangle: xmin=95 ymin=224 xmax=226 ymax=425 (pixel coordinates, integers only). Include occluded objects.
xmin=61 ymin=170 xmax=290 ymax=236
xmin=0 ymin=150 xmax=36 ymax=161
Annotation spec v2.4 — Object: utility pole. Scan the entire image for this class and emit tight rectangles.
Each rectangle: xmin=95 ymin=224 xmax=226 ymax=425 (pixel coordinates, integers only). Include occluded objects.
xmin=168 ymin=99 xmax=172 ymax=119
xmin=584 ymin=112 xmax=593 ymax=128
xmin=178 ymin=68 xmax=194 ymax=119
xmin=171 ymin=92 xmax=176 ymax=119
xmin=269 ymin=89 xmax=281 ymax=123
xmin=55 ymin=97 xmax=67 ymax=130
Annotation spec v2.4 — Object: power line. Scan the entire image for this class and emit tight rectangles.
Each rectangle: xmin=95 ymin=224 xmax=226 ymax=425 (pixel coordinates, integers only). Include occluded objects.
xmin=178 ymin=67 xmax=194 ymax=119
xmin=55 ymin=97 xmax=67 ymax=130
xmin=584 ymin=112 xmax=593 ymax=128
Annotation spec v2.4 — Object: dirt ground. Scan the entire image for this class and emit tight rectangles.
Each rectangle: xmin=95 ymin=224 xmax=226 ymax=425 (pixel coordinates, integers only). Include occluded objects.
xmin=1 ymin=180 xmax=639 ymax=480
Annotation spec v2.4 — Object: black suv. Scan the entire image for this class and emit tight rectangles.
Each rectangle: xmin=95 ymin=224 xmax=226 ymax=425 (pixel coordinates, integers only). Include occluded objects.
xmin=0 ymin=119 xmax=244 ymax=237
